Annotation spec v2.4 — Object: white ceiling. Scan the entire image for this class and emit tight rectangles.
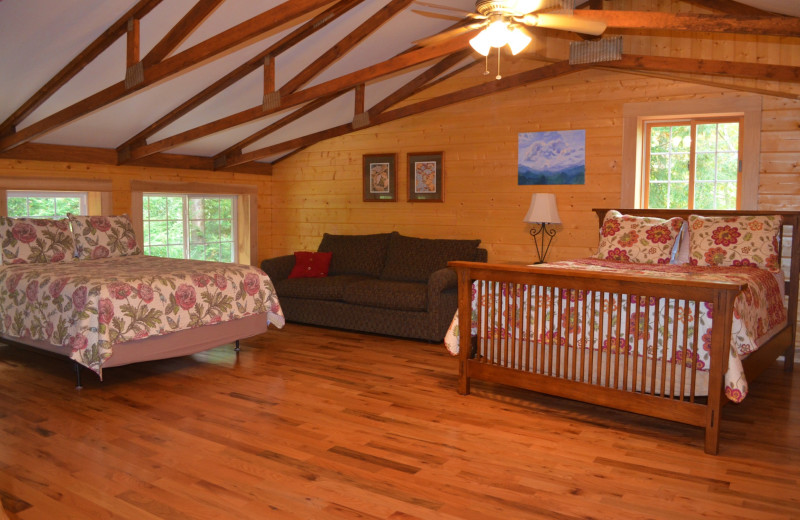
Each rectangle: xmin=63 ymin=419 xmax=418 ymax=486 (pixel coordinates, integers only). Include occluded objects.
xmin=0 ymin=0 xmax=796 ymax=165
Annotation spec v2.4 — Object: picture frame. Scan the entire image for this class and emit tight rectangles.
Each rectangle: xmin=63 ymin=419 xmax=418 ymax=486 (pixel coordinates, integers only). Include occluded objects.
xmin=363 ymin=153 xmax=397 ymax=202
xmin=407 ymin=152 xmax=443 ymax=202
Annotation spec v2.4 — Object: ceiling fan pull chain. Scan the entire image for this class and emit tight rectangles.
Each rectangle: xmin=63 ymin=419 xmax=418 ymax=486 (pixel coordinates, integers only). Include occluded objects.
xmin=496 ymin=47 xmax=502 ymax=80
xmin=483 ymin=54 xmax=490 ymax=76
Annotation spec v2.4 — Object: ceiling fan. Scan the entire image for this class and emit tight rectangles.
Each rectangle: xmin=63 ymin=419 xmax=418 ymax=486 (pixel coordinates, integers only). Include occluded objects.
xmin=414 ymin=1 xmax=607 ymax=56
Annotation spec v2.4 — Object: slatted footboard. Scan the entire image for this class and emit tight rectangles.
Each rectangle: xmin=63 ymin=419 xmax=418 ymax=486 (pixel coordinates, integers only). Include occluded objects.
xmin=447 ymin=209 xmax=800 ymax=455
xmin=449 ymin=261 xmax=743 ymax=454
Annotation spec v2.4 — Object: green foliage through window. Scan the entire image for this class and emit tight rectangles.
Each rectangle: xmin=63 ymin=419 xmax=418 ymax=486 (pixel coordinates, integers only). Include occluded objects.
xmin=7 ymin=191 xmax=85 ymax=218
xmin=646 ymin=119 xmax=740 ymax=210
xmin=142 ymin=194 xmax=236 ymax=263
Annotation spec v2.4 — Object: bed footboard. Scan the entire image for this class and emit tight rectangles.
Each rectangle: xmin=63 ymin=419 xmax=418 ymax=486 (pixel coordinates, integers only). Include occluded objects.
xmin=449 ymin=261 xmax=745 ymax=455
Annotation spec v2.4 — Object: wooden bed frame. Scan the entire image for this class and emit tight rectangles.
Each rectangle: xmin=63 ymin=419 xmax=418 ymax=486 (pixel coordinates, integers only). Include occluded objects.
xmin=449 ymin=209 xmax=799 ymax=455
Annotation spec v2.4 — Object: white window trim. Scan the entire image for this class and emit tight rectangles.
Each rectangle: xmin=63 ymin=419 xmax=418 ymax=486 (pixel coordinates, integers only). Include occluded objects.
xmin=143 ymin=193 xmax=239 ymax=263
xmin=622 ymin=96 xmax=761 ymax=210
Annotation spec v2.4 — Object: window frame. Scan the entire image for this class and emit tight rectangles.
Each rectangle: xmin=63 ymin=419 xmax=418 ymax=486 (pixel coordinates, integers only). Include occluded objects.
xmin=622 ymin=96 xmax=760 ymax=210
xmin=7 ymin=190 xmax=89 ymax=218
xmin=0 ymin=177 xmax=112 ymax=216
xmin=131 ymin=180 xmax=258 ymax=266
xmin=142 ymin=192 xmax=239 ymax=263
xmin=643 ymin=116 xmax=744 ymax=210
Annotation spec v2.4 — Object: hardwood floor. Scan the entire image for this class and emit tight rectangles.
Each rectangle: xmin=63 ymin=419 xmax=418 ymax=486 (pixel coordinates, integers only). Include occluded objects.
xmin=1 ymin=324 xmax=799 ymax=520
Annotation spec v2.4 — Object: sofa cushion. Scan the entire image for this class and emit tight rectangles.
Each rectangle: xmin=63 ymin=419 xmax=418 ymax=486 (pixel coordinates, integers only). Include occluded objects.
xmin=380 ymin=233 xmax=481 ymax=283
xmin=318 ymin=232 xmax=391 ymax=277
xmin=275 ymin=275 xmax=369 ymax=301
xmin=343 ymin=279 xmax=427 ymax=312
xmin=288 ymin=251 xmax=332 ymax=278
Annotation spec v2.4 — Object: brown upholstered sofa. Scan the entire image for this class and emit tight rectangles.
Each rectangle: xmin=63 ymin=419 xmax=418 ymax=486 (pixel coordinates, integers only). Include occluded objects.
xmin=260 ymin=232 xmax=487 ymax=341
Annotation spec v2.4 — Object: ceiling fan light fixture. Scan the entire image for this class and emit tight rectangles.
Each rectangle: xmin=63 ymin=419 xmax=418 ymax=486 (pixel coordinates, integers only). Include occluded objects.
xmin=469 ymin=29 xmax=492 ymax=56
xmin=507 ymin=26 xmax=531 ymax=55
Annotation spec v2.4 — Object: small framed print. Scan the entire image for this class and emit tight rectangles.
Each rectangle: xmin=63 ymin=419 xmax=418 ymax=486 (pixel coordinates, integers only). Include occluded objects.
xmin=363 ymin=153 xmax=397 ymax=202
xmin=407 ymin=152 xmax=443 ymax=202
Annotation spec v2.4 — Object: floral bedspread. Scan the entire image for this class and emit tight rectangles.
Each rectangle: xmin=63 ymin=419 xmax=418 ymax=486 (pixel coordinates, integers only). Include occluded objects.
xmin=444 ymin=259 xmax=786 ymax=402
xmin=0 ymin=255 xmax=284 ymax=377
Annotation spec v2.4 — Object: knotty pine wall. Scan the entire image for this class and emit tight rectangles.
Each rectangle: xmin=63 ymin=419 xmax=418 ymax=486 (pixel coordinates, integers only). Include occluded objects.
xmin=269 ymin=69 xmax=800 ymax=263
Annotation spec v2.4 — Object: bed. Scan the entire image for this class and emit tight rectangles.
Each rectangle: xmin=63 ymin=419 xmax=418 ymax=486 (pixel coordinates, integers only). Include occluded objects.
xmin=444 ymin=209 xmax=799 ymax=454
xmin=0 ymin=214 xmax=284 ymax=385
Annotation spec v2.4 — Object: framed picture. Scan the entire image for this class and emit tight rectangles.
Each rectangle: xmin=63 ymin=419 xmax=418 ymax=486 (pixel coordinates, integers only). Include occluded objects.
xmin=518 ymin=130 xmax=585 ymax=185
xmin=407 ymin=152 xmax=443 ymax=202
xmin=363 ymin=154 xmax=397 ymax=202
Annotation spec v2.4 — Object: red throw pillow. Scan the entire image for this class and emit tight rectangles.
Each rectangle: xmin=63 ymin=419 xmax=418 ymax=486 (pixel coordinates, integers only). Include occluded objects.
xmin=288 ymin=251 xmax=332 ymax=278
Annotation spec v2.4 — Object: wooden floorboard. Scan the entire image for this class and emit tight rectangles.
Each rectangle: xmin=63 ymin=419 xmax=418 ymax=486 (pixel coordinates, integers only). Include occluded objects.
xmin=1 ymin=324 xmax=798 ymax=519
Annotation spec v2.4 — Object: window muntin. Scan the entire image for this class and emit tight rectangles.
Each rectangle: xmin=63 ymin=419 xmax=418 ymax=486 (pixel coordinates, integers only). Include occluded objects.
xmin=142 ymin=194 xmax=237 ymax=263
xmin=644 ymin=118 xmax=742 ymax=210
xmin=7 ymin=191 xmax=87 ymax=218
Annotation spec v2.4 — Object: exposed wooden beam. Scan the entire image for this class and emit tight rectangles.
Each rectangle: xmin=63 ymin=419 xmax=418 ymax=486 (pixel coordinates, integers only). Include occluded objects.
xmin=0 ymin=143 xmax=271 ymax=174
xmin=0 ymin=0 xmax=335 ymax=153
xmin=124 ymin=30 xmax=477 ymax=161
xmin=115 ymin=0 xmax=364 ymax=159
xmin=215 ymin=93 xmax=347 ymax=169
xmin=354 ymin=84 xmax=366 ymax=115
xmin=236 ymin=61 xmax=586 ymax=163
xmin=601 ymin=54 xmax=800 ymax=83
xmin=279 ymin=0 xmax=414 ymax=96
xmin=140 ymin=0 xmax=224 ymax=69
xmin=367 ymin=49 xmax=472 ymax=116
xmin=0 ymin=0 xmax=163 ymax=138
xmin=238 ymin=53 xmax=800 ymax=166
xmin=681 ymin=0 xmax=783 ymax=16
xmin=575 ymin=10 xmax=800 ymax=36
xmin=126 ymin=18 xmax=140 ymax=68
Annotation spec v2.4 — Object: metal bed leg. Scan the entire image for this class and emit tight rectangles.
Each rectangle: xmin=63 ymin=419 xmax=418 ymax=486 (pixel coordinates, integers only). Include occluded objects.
xmin=74 ymin=362 xmax=83 ymax=390
xmin=234 ymin=340 xmax=240 ymax=352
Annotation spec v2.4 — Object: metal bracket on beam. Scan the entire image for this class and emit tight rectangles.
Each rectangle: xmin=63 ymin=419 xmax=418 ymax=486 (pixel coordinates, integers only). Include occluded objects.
xmin=263 ymin=91 xmax=281 ymax=111
xmin=352 ymin=112 xmax=370 ymax=130
xmin=125 ymin=62 xmax=144 ymax=89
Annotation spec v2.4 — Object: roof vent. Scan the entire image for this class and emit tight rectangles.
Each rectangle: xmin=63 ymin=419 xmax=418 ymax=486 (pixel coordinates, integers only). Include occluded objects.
xmin=569 ymin=35 xmax=623 ymax=65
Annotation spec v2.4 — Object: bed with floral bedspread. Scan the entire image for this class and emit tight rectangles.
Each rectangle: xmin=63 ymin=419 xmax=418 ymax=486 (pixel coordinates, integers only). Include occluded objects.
xmin=0 ymin=255 xmax=284 ymax=378
xmin=444 ymin=259 xmax=786 ymax=403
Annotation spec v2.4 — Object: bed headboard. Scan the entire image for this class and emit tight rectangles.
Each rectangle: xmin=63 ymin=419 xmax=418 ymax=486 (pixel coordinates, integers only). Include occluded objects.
xmin=593 ymin=208 xmax=800 ymax=357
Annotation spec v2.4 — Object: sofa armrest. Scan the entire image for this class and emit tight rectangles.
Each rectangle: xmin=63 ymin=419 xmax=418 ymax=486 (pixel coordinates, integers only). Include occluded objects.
xmin=427 ymin=267 xmax=458 ymax=302
xmin=260 ymin=254 xmax=295 ymax=282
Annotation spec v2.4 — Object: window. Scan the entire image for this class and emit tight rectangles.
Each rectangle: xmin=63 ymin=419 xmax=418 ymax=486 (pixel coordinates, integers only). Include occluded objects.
xmin=6 ymin=190 xmax=87 ymax=218
xmin=142 ymin=193 xmax=237 ymax=263
xmin=621 ymin=96 xmax=760 ymax=210
xmin=644 ymin=118 xmax=741 ymax=210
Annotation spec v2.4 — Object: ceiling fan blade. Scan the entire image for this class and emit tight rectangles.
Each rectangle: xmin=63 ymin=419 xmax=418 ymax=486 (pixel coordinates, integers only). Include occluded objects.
xmin=412 ymin=9 xmax=463 ymax=22
xmin=507 ymin=0 xmax=551 ymax=16
xmin=412 ymin=22 xmax=485 ymax=47
xmin=527 ymin=13 xmax=607 ymax=36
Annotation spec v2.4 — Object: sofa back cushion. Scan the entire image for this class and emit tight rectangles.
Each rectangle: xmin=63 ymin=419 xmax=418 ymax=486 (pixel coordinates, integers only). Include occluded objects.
xmin=381 ymin=232 xmax=481 ymax=283
xmin=318 ymin=232 xmax=391 ymax=277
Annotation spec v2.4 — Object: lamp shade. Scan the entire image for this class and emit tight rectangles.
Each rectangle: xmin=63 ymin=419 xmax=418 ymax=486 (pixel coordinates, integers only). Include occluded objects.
xmin=523 ymin=193 xmax=561 ymax=224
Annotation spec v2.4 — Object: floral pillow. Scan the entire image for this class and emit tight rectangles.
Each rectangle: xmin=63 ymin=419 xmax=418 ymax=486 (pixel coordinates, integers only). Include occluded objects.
xmin=688 ymin=214 xmax=781 ymax=271
xmin=0 ymin=216 xmax=75 ymax=265
xmin=68 ymin=213 xmax=142 ymax=260
xmin=596 ymin=210 xmax=683 ymax=264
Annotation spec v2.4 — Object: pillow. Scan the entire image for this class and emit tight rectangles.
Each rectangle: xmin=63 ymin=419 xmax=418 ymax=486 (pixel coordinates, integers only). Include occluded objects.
xmin=0 ymin=216 xmax=75 ymax=265
xmin=687 ymin=214 xmax=781 ymax=271
xmin=68 ymin=213 xmax=141 ymax=260
xmin=288 ymin=251 xmax=332 ymax=278
xmin=380 ymin=232 xmax=481 ymax=283
xmin=595 ymin=210 xmax=683 ymax=264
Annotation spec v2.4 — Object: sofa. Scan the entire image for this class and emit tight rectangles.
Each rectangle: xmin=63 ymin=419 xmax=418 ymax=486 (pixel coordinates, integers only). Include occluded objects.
xmin=260 ymin=232 xmax=487 ymax=342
